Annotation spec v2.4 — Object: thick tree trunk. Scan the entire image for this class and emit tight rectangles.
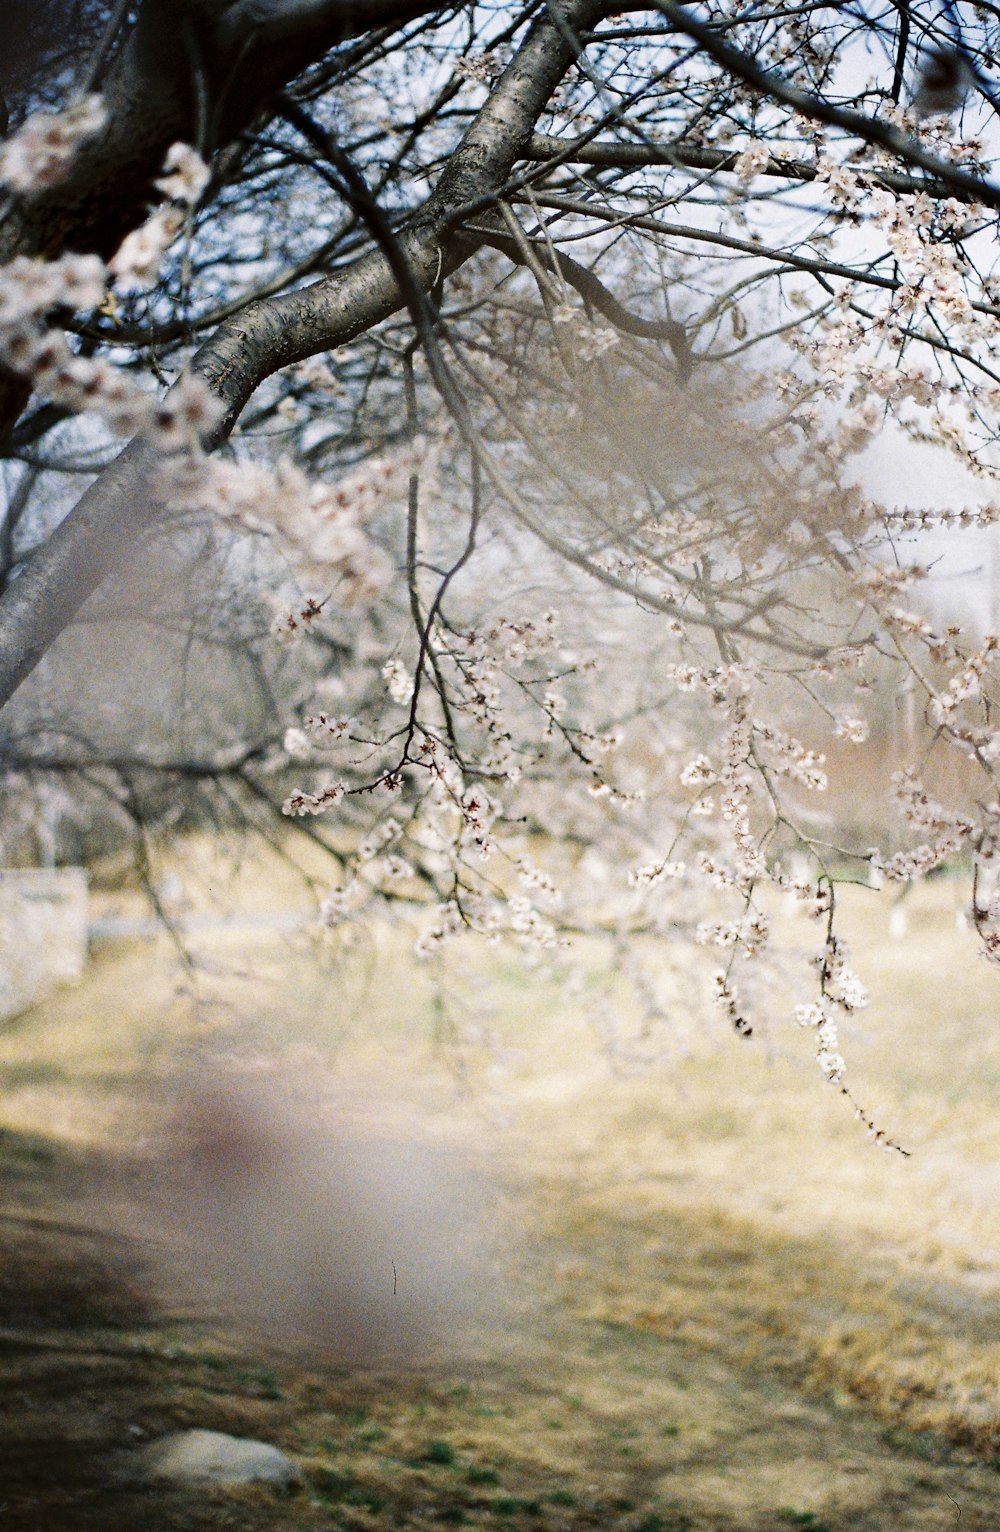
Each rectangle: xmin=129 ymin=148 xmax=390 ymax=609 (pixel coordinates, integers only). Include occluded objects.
xmin=1 ymin=0 xmax=439 ymax=262
xmin=0 ymin=0 xmax=604 ymax=710
xmin=0 ymin=0 xmax=439 ymax=441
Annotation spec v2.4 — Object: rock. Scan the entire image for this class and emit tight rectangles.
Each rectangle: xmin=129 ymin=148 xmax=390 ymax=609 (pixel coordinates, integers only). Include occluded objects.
xmin=141 ymin=1429 xmax=302 ymax=1488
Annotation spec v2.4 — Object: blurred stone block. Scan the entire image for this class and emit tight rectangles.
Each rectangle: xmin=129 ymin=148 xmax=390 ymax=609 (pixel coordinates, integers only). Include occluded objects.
xmin=140 ymin=1430 xmax=302 ymax=1489
xmin=0 ymin=867 xmax=88 ymax=1020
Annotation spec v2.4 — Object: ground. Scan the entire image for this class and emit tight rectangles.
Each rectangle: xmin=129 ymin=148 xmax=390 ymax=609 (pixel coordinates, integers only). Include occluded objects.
xmin=1 ymin=846 xmax=998 ymax=1529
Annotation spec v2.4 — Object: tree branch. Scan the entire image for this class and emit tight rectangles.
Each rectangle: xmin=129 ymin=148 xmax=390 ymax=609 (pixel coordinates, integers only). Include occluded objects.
xmin=0 ymin=0 xmax=604 ymax=711
xmin=0 ymin=0 xmax=444 ymax=267
xmin=525 ymin=132 xmax=988 ymax=206
xmin=516 ymin=190 xmax=1000 ymax=321
xmin=654 ymin=0 xmax=1000 ymax=210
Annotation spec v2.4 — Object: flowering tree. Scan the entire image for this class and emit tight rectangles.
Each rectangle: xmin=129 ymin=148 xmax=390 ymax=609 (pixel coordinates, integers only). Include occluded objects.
xmin=3 ymin=0 xmax=1000 ymax=1140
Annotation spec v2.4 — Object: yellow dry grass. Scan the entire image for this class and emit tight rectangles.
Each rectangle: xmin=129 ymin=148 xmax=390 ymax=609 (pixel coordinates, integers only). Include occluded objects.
xmin=2 ymin=833 xmax=999 ymax=1529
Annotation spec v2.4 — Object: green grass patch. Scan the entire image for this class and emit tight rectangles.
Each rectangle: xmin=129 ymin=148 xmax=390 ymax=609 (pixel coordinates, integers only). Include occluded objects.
xmin=308 ymin=1466 xmax=354 ymax=1498
xmin=340 ymin=1406 xmax=369 ymax=1426
xmin=880 ymin=1427 xmax=949 ymax=1461
xmin=466 ymin=1466 xmax=500 ymax=1485
xmin=421 ymin=1439 xmax=457 ymax=1466
xmin=308 ymin=1466 xmax=384 ymax=1513
xmin=491 ymin=1496 xmax=542 ymax=1516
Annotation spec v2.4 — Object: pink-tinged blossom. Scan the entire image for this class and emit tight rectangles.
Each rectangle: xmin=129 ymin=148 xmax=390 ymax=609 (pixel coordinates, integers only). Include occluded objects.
xmin=281 ymin=781 xmax=346 ymax=817
xmin=109 ymin=207 xmax=184 ymax=291
xmin=794 ymin=999 xmax=847 ymax=1083
xmin=680 ymin=754 xmax=715 ymax=788
xmin=304 ymin=713 xmax=355 ymax=745
xmin=834 ymin=716 xmax=870 ymax=743
xmin=319 ymin=882 xmax=358 ymax=927
xmin=382 ymin=658 xmax=411 ymax=705
xmin=271 ymin=611 xmax=303 ymax=645
xmin=0 ymin=95 xmax=106 ymax=192
xmin=710 ymin=972 xmax=752 ymax=1037
xmin=817 ymin=1047 xmax=846 ymax=1083
xmin=414 ymin=900 xmax=463 ymax=958
xmin=188 ymin=455 xmax=395 ymax=598
xmin=109 ymin=143 xmax=207 ymax=291
xmin=453 ymin=50 xmax=504 ymax=84
xmin=628 ymin=858 xmax=686 ymax=889
xmin=514 ymin=856 xmax=561 ymax=905
xmin=155 ymin=143 xmax=210 ymax=205
xmin=152 ymin=372 xmax=225 ymax=451
xmin=357 ymin=818 xmax=401 ymax=862
xmin=508 ymin=895 xmax=560 ymax=949
xmin=0 ymin=252 xmax=106 ymax=328
xmin=283 ymin=727 xmax=310 ymax=759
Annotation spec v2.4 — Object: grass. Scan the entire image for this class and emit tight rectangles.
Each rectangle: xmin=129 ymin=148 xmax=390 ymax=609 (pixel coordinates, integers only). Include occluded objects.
xmin=420 ymin=1439 xmax=458 ymax=1465
xmin=2 ymin=836 xmax=1000 ymax=1529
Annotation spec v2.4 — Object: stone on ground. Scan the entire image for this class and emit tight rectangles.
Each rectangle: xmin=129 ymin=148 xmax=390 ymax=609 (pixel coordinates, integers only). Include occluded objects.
xmin=141 ymin=1428 xmax=301 ymax=1488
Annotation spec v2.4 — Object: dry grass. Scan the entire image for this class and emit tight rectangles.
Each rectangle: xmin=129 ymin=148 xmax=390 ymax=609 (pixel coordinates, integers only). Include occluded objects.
xmin=2 ymin=836 xmax=999 ymax=1528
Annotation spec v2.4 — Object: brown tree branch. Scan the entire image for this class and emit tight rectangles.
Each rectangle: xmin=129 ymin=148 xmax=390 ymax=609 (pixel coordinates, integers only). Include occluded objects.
xmin=0 ymin=0 xmax=450 ymax=446
xmin=525 ymin=132 xmax=988 ymax=206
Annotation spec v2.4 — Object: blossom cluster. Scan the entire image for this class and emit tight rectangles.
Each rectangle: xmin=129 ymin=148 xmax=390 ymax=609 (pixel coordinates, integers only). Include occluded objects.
xmin=179 ymin=452 xmax=397 ymax=599
xmin=710 ymin=971 xmax=753 ymax=1037
xmin=872 ymin=770 xmax=974 ymax=884
xmin=281 ymin=780 xmax=346 ymax=817
xmin=0 ymin=95 xmax=106 ymax=192
xmin=754 ymin=723 xmax=828 ymax=792
xmin=0 ymin=119 xmax=217 ymax=447
xmin=272 ymin=596 xmax=327 ymax=645
xmin=453 ymin=50 xmax=504 ymax=84
xmin=110 ymin=142 xmax=209 ymax=291
xmin=794 ymin=997 xmax=845 ymax=1082
xmin=628 ymin=857 xmax=686 ymax=889
xmin=697 ymin=910 xmax=769 ymax=958
xmin=12 ymin=8 xmax=1000 ymax=1170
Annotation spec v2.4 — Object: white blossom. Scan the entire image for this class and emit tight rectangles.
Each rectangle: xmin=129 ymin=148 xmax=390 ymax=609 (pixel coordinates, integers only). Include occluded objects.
xmin=283 ymin=727 xmax=310 ymax=759
xmin=732 ymin=140 xmax=769 ymax=184
xmin=382 ymin=658 xmax=412 ymax=705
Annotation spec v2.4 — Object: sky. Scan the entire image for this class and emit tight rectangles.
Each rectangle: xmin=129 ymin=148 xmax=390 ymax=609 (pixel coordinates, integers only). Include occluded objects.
xmin=859 ymin=425 xmax=1000 ymax=631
